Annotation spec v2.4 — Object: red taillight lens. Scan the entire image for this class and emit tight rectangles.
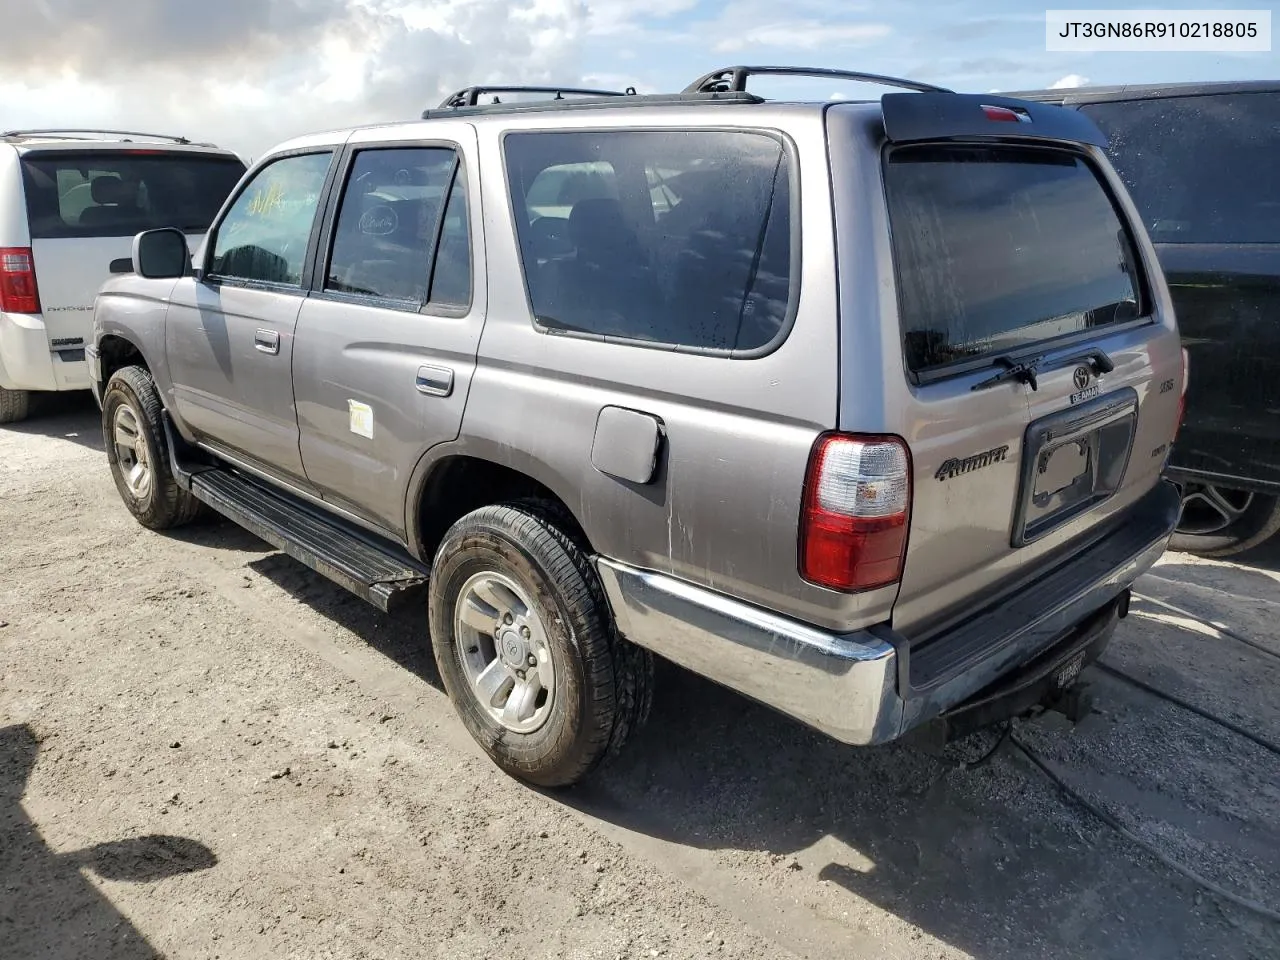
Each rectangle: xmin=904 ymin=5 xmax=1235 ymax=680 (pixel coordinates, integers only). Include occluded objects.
xmin=0 ymin=247 xmax=40 ymax=314
xmin=800 ymin=434 xmax=911 ymax=592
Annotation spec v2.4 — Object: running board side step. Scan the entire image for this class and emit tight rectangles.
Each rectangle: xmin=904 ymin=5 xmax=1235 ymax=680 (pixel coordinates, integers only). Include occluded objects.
xmin=186 ymin=466 xmax=431 ymax=613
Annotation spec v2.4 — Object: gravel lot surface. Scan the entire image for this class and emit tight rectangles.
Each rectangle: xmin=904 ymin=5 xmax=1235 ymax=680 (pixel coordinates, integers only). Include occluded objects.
xmin=3 ymin=395 xmax=1278 ymax=959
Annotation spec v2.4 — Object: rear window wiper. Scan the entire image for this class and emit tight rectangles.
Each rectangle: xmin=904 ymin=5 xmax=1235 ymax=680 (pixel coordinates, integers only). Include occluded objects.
xmin=1046 ymin=346 xmax=1115 ymax=376
xmin=971 ymin=346 xmax=1116 ymax=392
xmin=972 ymin=354 xmax=1045 ymax=391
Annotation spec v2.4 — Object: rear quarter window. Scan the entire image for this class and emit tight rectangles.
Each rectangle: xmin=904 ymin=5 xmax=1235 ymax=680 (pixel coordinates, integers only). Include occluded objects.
xmin=20 ymin=151 xmax=246 ymax=239
xmin=1081 ymin=91 xmax=1280 ymax=244
xmin=503 ymin=129 xmax=796 ymax=354
xmin=884 ymin=144 xmax=1143 ymax=374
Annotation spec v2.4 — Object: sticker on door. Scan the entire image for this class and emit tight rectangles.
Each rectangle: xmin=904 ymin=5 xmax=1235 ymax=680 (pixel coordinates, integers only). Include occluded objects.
xmin=348 ymin=400 xmax=374 ymax=439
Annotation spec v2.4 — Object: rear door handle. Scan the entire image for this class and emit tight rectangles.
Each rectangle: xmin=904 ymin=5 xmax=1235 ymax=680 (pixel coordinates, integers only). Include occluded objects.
xmin=254 ymin=329 xmax=280 ymax=355
xmin=415 ymin=364 xmax=454 ymax=397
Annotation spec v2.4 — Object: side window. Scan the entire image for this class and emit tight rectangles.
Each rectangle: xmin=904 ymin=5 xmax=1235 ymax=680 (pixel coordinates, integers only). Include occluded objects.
xmin=504 ymin=130 xmax=794 ymax=353
xmin=209 ymin=152 xmax=331 ymax=286
xmin=326 ymin=146 xmax=470 ymax=308
xmin=428 ymin=173 xmax=471 ymax=306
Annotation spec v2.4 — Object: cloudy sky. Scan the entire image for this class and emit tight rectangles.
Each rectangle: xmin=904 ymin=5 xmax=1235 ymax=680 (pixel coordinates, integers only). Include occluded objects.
xmin=2 ymin=0 xmax=1273 ymax=159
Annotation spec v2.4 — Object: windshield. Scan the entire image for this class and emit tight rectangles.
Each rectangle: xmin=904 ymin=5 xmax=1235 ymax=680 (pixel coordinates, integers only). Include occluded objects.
xmin=884 ymin=144 xmax=1143 ymax=373
xmin=21 ymin=151 xmax=246 ymax=239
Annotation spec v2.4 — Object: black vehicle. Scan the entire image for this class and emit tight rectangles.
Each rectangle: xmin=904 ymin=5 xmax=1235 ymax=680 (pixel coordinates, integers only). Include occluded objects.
xmin=1014 ymin=81 xmax=1280 ymax=556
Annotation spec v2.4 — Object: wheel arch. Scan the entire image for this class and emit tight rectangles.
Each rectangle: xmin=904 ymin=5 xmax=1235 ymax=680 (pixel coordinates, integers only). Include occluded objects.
xmin=96 ymin=322 xmax=194 ymax=443
xmin=406 ymin=441 xmax=594 ymax=564
xmin=97 ymin=333 xmax=151 ymax=382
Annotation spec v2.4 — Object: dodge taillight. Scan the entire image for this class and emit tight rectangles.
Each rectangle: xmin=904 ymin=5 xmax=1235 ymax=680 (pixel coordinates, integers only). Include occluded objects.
xmin=800 ymin=434 xmax=911 ymax=592
xmin=0 ymin=248 xmax=40 ymax=314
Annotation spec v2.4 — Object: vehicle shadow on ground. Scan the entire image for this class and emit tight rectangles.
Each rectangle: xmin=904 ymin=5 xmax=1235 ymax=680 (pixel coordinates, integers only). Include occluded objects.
xmin=1142 ymin=554 xmax=1280 ymax=656
xmin=1161 ymin=540 xmax=1280 ymax=577
xmin=568 ymin=659 xmax=1277 ymax=960
xmin=244 ymin=551 xmax=444 ymax=689
xmin=1152 ymin=558 xmax=1279 ymax=595
xmin=168 ymin=515 xmax=440 ymax=683
xmin=0 ymin=723 xmax=218 ymax=959
xmin=221 ymin=542 xmax=1276 ymax=960
xmin=164 ymin=516 xmax=279 ymax=557
xmin=1224 ymin=536 xmax=1280 ymax=575
xmin=0 ymin=392 xmax=103 ymax=451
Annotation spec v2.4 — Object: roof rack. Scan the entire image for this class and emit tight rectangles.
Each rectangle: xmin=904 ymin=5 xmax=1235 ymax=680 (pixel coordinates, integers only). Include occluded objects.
xmin=436 ymin=85 xmax=636 ymax=110
xmin=0 ymin=128 xmax=203 ymax=145
xmin=420 ymin=90 xmax=760 ymax=120
xmin=683 ymin=66 xmax=953 ymax=96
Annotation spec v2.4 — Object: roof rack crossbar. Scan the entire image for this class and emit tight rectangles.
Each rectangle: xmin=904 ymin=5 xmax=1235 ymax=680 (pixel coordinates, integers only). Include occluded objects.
xmin=437 ymin=85 xmax=635 ymax=109
xmin=0 ymin=128 xmax=196 ymax=145
xmin=683 ymin=66 xmax=953 ymax=96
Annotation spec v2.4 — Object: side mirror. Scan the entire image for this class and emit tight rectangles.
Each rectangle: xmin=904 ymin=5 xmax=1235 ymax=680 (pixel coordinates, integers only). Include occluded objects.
xmin=132 ymin=228 xmax=190 ymax=280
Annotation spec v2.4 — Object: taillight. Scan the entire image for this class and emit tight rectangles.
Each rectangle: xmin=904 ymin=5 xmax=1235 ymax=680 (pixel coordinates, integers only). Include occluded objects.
xmin=0 ymin=247 xmax=40 ymax=314
xmin=800 ymin=434 xmax=911 ymax=592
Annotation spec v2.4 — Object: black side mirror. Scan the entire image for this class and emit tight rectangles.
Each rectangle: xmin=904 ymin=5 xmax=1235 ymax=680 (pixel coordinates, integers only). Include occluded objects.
xmin=132 ymin=228 xmax=190 ymax=280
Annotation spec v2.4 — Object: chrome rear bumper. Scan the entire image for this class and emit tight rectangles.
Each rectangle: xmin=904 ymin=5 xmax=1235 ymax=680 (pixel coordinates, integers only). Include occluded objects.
xmin=595 ymin=480 xmax=1180 ymax=745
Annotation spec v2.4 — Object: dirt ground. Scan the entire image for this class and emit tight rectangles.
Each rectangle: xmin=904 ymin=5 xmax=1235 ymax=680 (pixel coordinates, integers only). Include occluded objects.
xmin=2 ymin=394 xmax=1278 ymax=960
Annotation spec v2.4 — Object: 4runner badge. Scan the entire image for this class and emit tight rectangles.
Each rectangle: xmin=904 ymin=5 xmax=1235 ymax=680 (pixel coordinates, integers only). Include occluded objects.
xmin=936 ymin=445 xmax=1010 ymax=481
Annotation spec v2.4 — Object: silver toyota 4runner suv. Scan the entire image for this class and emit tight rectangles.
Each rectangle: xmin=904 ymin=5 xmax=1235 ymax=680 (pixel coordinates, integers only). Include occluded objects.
xmin=89 ymin=67 xmax=1185 ymax=787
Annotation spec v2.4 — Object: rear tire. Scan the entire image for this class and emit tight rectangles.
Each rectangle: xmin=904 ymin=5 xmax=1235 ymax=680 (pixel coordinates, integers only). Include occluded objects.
xmin=428 ymin=503 xmax=653 ymax=788
xmin=102 ymin=365 xmax=203 ymax=531
xmin=1170 ymin=480 xmax=1280 ymax=557
xmin=0 ymin=387 xmax=30 ymax=424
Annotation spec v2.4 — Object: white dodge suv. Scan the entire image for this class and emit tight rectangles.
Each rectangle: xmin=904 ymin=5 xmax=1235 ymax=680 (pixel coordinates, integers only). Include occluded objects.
xmin=0 ymin=129 xmax=245 ymax=423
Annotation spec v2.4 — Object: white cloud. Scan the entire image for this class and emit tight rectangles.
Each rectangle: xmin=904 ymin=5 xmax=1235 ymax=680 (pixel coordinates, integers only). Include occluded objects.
xmin=0 ymin=0 xmax=591 ymax=158
xmin=714 ymin=21 xmax=891 ymax=53
xmin=1050 ymin=73 xmax=1090 ymax=89
xmin=587 ymin=0 xmax=699 ymax=36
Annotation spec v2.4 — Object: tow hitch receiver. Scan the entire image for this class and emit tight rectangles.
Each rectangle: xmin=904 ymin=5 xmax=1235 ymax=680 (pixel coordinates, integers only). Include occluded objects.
xmin=907 ymin=595 xmax=1124 ymax=751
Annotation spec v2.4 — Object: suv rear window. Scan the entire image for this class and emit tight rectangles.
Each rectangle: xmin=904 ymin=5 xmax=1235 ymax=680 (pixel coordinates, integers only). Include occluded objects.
xmin=884 ymin=144 xmax=1142 ymax=374
xmin=20 ymin=151 xmax=246 ymax=239
xmin=1080 ymin=91 xmax=1280 ymax=244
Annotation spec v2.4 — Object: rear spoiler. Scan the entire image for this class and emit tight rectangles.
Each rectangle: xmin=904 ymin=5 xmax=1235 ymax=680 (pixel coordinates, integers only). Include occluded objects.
xmin=880 ymin=93 xmax=1108 ymax=148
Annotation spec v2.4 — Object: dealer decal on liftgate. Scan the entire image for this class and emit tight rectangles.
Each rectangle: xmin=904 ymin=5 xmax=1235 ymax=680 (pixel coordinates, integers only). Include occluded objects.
xmin=1070 ymin=365 xmax=1101 ymax=405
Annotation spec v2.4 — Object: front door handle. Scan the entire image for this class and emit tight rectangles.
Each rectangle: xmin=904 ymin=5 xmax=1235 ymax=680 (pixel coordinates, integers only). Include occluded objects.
xmin=415 ymin=364 xmax=454 ymax=397
xmin=254 ymin=329 xmax=280 ymax=355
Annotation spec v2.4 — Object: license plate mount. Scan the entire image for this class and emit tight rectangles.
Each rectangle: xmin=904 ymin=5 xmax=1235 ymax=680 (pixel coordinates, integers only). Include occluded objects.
xmin=1012 ymin=388 xmax=1138 ymax=547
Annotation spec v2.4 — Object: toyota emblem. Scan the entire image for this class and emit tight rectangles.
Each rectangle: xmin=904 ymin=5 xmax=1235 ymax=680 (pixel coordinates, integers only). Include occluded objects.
xmin=1073 ymin=366 xmax=1093 ymax=391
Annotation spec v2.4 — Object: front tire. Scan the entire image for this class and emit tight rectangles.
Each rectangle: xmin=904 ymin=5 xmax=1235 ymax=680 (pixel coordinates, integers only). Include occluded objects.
xmin=102 ymin=365 xmax=203 ymax=531
xmin=1170 ymin=480 xmax=1280 ymax=557
xmin=0 ymin=387 xmax=29 ymax=424
xmin=428 ymin=504 xmax=653 ymax=788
